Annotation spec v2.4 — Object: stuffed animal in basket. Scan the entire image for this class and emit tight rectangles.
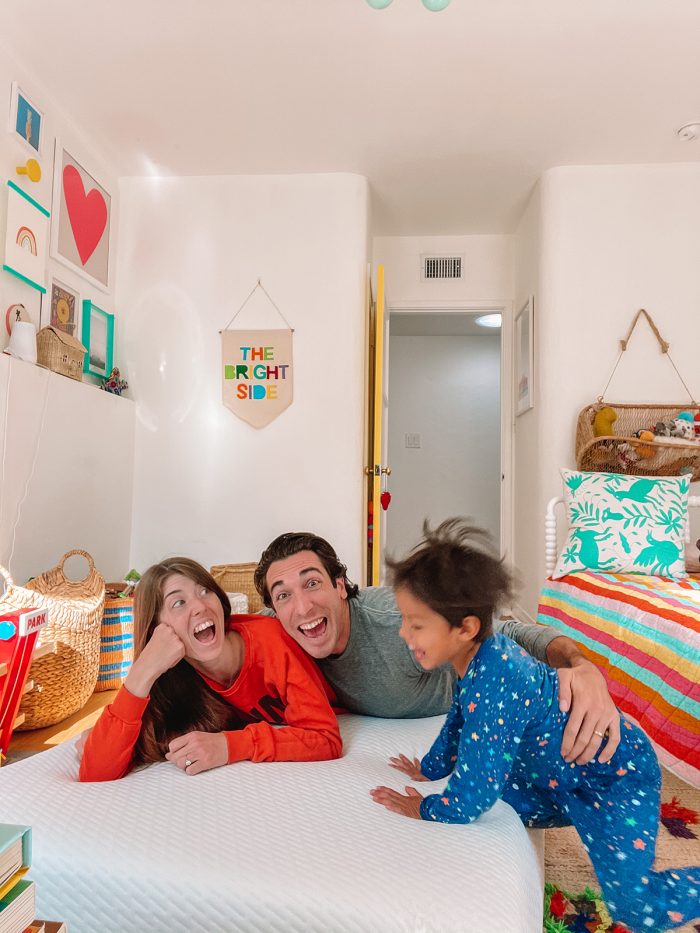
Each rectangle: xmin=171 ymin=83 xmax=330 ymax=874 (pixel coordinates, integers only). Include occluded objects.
xmin=633 ymin=430 xmax=656 ymax=459
xmin=100 ymin=367 xmax=128 ymax=396
xmin=593 ymin=406 xmax=617 ymax=437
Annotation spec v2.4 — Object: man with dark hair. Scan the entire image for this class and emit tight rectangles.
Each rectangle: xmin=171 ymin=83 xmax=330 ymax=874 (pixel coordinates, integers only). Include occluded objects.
xmin=255 ymin=531 xmax=621 ymax=764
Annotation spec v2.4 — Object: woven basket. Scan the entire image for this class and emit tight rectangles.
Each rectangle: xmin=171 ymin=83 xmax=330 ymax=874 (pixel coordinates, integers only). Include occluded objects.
xmin=2 ymin=550 xmax=105 ymax=730
xmin=95 ymin=587 xmax=134 ymax=692
xmin=210 ymin=562 xmax=264 ymax=614
xmin=575 ymin=402 xmax=700 ymax=480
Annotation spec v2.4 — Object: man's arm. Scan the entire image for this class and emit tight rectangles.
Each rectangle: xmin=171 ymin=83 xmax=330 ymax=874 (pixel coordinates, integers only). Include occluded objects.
xmin=545 ymin=635 xmax=620 ymax=765
xmin=494 ymin=617 xmax=620 ymax=765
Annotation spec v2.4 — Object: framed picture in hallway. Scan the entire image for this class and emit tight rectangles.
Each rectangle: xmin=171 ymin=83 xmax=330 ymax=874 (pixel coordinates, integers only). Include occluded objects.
xmin=515 ymin=295 xmax=534 ymax=416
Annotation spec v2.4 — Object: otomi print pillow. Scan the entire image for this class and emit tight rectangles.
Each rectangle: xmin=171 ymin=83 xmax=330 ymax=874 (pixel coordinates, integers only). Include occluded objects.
xmin=552 ymin=470 xmax=690 ymax=580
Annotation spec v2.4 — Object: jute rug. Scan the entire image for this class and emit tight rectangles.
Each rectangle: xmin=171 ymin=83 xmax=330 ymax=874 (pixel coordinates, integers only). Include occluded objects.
xmin=543 ymin=768 xmax=700 ymax=932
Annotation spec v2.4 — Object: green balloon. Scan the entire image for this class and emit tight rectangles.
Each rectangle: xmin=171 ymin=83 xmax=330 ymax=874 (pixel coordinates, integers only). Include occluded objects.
xmin=366 ymin=0 xmax=394 ymax=7
xmin=422 ymin=0 xmax=451 ymax=9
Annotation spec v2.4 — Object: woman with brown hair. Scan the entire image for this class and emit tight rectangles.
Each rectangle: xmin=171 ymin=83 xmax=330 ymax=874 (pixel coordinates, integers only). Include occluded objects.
xmin=79 ymin=557 xmax=342 ymax=781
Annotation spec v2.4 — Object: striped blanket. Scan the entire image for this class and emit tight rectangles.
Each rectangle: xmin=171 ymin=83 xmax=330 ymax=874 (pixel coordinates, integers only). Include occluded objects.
xmin=537 ymin=572 xmax=700 ymax=786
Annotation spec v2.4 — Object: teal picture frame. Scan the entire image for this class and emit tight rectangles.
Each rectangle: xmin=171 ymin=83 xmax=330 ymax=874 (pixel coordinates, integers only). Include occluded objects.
xmin=82 ymin=299 xmax=114 ymax=379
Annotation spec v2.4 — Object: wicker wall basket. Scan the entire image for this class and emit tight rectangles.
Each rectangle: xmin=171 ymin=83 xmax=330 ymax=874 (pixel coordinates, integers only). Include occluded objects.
xmin=210 ymin=562 xmax=264 ymax=614
xmin=576 ymin=310 xmax=700 ymax=480
xmin=4 ymin=550 xmax=106 ymax=730
xmin=576 ymin=402 xmax=700 ymax=480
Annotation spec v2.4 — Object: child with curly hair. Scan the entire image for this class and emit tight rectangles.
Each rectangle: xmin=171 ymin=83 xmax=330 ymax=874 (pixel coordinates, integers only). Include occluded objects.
xmin=370 ymin=519 xmax=699 ymax=933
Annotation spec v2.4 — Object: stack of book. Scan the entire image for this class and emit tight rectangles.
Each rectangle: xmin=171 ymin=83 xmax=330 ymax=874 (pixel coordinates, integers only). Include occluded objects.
xmin=0 ymin=825 xmax=34 ymax=933
xmin=0 ymin=826 xmax=66 ymax=933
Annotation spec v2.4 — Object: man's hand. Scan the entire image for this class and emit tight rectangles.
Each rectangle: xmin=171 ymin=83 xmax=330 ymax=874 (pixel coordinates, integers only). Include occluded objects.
xmin=558 ymin=659 xmax=620 ymax=764
xmin=370 ymin=785 xmax=423 ymax=819
xmin=165 ymin=731 xmax=229 ymax=775
xmin=389 ymin=753 xmax=429 ymax=781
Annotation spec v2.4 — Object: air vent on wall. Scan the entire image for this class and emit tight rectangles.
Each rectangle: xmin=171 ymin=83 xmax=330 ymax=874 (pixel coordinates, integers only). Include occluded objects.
xmin=421 ymin=255 xmax=463 ymax=280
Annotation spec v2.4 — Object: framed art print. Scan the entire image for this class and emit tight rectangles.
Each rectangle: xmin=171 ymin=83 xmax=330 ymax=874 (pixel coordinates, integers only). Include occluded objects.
xmin=2 ymin=181 xmax=50 ymax=293
xmin=9 ymin=82 xmax=43 ymax=154
xmin=52 ymin=141 xmax=111 ymax=292
xmin=82 ymin=299 xmax=114 ymax=378
xmin=49 ymin=279 xmax=80 ymax=336
xmin=515 ymin=295 xmax=534 ymax=416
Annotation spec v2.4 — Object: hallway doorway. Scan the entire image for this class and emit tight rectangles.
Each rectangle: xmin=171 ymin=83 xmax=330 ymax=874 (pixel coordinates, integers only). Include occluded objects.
xmin=385 ymin=309 xmax=509 ymax=565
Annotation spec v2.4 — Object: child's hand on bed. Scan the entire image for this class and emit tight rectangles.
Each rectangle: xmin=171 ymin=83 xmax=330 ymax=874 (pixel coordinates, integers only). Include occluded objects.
xmin=165 ymin=730 xmax=229 ymax=775
xmin=558 ymin=659 xmax=620 ymax=765
xmin=389 ymin=754 xmax=429 ymax=781
xmin=369 ymin=785 xmax=424 ymax=819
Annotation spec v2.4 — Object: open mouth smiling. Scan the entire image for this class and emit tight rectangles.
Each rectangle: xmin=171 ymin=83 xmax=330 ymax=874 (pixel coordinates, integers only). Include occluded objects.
xmin=298 ymin=617 xmax=328 ymax=639
xmin=193 ymin=620 xmax=216 ymax=644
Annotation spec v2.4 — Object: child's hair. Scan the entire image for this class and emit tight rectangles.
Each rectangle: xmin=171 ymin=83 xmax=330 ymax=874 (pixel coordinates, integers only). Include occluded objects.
xmin=387 ymin=518 xmax=515 ymax=641
xmin=131 ymin=557 xmax=244 ymax=768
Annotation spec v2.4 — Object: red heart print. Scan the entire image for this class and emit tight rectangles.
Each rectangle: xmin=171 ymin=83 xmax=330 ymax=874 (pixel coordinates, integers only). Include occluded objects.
xmin=62 ymin=164 xmax=108 ymax=266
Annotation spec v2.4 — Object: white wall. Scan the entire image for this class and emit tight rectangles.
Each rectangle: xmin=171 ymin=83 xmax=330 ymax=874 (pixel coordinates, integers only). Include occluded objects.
xmin=373 ymin=235 xmax=514 ymax=304
xmin=117 ymin=173 xmax=369 ymax=580
xmin=514 ymin=164 xmax=700 ymax=618
xmin=0 ymin=353 xmax=135 ymax=584
xmin=512 ymin=183 xmax=543 ymax=616
xmin=387 ymin=335 xmax=501 ymax=558
xmin=0 ymin=45 xmax=133 ymax=586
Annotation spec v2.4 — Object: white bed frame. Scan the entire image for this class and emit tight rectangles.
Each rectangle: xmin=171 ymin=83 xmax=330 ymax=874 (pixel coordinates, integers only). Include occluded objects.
xmin=544 ymin=494 xmax=700 ymax=576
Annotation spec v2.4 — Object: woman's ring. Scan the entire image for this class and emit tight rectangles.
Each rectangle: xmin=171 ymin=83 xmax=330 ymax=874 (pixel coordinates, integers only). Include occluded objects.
xmin=185 ymin=758 xmax=193 ymax=768
xmin=593 ymin=730 xmax=606 ymax=738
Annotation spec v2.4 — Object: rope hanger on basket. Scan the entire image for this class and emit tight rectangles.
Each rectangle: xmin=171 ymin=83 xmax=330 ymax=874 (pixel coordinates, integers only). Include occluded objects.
xmin=599 ymin=308 xmax=697 ymax=406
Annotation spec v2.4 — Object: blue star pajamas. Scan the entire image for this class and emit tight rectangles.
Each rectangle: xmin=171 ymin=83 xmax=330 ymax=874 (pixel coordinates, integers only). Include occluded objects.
xmin=418 ymin=634 xmax=699 ymax=933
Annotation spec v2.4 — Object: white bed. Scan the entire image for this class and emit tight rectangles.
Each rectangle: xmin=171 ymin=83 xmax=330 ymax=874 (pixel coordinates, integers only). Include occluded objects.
xmin=0 ymin=715 xmax=543 ymax=933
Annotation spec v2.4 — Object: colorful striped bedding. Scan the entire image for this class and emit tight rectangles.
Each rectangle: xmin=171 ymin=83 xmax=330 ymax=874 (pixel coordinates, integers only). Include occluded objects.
xmin=537 ymin=571 xmax=700 ymax=786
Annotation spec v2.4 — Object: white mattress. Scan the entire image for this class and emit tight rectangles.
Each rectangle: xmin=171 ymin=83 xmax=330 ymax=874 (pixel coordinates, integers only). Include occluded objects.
xmin=0 ymin=715 xmax=543 ymax=933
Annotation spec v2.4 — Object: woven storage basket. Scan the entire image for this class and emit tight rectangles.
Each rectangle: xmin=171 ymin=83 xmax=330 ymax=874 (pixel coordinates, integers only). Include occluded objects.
xmin=575 ymin=402 xmax=700 ymax=480
xmin=210 ymin=562 xmax=264 ymax=613
xmin=36 ymin=326 xmax=86 ymax=381
xmin=3 ymin=550 xmax=105 ymax=730
xmin=576 ymin=310 xmax=700 ymax=480
xmin=95 ymin=586 xmax=135 ymax=692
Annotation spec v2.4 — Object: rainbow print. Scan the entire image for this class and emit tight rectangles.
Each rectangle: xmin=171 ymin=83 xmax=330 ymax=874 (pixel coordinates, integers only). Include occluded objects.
xmin=15 ymin=225 xmax=37 ymax=255
xmin=538 ymin=571 xmax=700 ymax=785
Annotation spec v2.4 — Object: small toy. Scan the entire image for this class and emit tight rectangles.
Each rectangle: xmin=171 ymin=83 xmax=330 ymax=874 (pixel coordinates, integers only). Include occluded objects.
xmin=695 ymin=412 xmax=700 ymax=438
xmin=654 ymin=418 xmax=695 ymax=441
xmin=633 ymin=429 xmax=655 ymax=459
xmin=616 ymin=442 xmax=639 ymax=470
xmin=593 ymin=406 xmax=617 ymax=437
xmin=100 ymin=367 xmax=128 ymax=396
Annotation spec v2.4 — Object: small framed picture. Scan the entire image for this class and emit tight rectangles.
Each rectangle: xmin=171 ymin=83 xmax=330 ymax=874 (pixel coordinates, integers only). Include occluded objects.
xmin=82 ymin=299 xmax=114 ymax=378
xmin=2 ymin=181 xmax=50 ymax=294
xmin=9 ymin=82 xmax=43 ymax=154
xmin=515 ymin=295 xmax=534 ymax=416
xmin=52 ymin=140 xmax=111 ymax=292
xmin=49 ymin=280 xmax=80 ymax=336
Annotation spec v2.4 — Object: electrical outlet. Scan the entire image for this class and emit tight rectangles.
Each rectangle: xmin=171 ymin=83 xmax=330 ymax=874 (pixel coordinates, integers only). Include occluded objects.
xmin=405 ymin=433 xmax=421 ymax=448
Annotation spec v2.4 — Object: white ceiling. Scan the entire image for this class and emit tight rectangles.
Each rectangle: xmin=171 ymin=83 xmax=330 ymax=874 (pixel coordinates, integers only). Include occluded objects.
xmin=2 ymin=0 xmax=699 ymax=235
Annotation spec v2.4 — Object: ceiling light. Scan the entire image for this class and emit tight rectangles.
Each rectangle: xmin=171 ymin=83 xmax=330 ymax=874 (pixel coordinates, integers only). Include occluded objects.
xmin=677 ymin=122 xmax=700 ymax=142
xmin=366 ymin=0 xmax=452 ymax=8
xmin=475 ymin=314 xmax=502 ymax=328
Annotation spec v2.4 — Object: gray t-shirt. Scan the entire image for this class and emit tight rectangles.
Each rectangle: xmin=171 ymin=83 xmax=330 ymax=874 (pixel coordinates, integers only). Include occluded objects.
xmin=315 ymin=586 xmax=559 ymax=718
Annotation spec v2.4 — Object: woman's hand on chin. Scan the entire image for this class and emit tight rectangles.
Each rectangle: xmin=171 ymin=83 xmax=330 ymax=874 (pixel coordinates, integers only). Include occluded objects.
xmin=165 ymin=731 xmax=229 ymax=775
xmin=125 ymin=623 xmax=186 ymax=697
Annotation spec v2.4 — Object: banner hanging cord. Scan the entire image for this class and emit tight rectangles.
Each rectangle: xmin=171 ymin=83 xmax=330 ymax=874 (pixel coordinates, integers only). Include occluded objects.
xmin=220 ymin=279 xmax=294 ymax=332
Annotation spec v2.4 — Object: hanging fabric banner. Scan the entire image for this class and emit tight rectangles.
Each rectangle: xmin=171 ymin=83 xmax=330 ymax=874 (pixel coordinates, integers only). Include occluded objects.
xmin=221 ymin=327 xmax=293 ymax=428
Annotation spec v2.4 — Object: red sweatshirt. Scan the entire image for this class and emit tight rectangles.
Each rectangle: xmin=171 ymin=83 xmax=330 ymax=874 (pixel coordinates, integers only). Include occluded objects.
xmin=79 ymin=615 xmax=341 ymax=782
